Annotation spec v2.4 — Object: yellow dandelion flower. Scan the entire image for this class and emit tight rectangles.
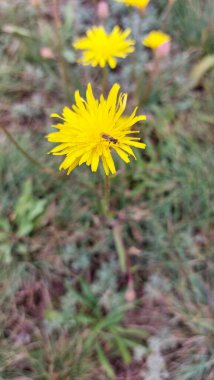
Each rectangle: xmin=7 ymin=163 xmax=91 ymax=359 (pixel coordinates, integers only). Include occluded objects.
xmin=47 ymin=84 xmax=146 ymax=176
xmin=73 ymin=26 xmax=135 ymax=69
xmin=142 ymin=30 xmax=171 ymax=49
xmin=114 ymin=0 xmax=150 ymax=9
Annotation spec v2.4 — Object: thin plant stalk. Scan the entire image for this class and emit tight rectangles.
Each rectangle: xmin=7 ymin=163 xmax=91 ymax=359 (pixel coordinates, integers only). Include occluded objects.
xmin=161 ymin=0 xmax=176 ymax=27
xmin=99 ymin=57 xmax=133 ymax=284
xmin=102 ymin=180 xmax=132 ymax=277
xmin=103 ymin=174 xmax=110 ymax=217
xmin=102 ymin=175 xmax=133 ymax=280
xmin=140 ymin=69 xmax=153 ymax=104
xmin=52 ymin=0 xmax=72 ymax=101
xmin=141 ymin=56 xmax=160 ymax=104
xmin=113 ymin=224 xmax=126 ymax=273
xmin=131 ymin=10 xmax=145 ymax=103
xmin=113 ymin=223 xmax=134 ymax=287
xmin=102 ymin=66 xmax=107 ymax=94
xmin=0 ymin=123 xmax=51 ymax=173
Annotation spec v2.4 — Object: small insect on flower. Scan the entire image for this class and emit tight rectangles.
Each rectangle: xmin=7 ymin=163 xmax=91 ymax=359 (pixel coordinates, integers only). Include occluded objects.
xmin=73 ymin=26 xmax=135 ymax=69
xmin=47 ymin=83 xmax=146 ymax=176
xmin=102 ymin=134 xmax=118 ymax=144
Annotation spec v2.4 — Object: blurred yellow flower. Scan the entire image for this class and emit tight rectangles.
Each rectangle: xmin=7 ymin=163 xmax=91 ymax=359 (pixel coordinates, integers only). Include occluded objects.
xmin=142 ymin=30 xmax=171 ymax=49
xmin=114 ymin=0 xmax=150 ymax=9
xmin=73 ymin=26 xmax=135 ymax=68
xmin=47 ymin=84 xmax=146 ymax=176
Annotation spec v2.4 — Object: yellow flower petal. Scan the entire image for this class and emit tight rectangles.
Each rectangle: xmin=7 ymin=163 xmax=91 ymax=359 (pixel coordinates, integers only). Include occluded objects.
xmin=91 ymin=149 xmax=100 ymax=172
xmin=102 ymin=156 xmax=110 ymax=176
xmin=67 ymin=158 xmax=80 ymax=175
xmin=105 ymin=150 xmax=116 ymax=174
xmin=113 ymin=146 xmax=130 ymax=163
xmin=114 ymin=0 xmax=150 ymax=9
xmin=125 ymin=140 xmax=146 ymax=149
xmin=142 ymin=30 xmax=171 ymax=49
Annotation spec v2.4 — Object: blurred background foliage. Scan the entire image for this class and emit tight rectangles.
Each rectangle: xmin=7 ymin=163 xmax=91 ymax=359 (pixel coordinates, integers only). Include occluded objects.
xmin=0 ymin=0 xmax=214 ymax=379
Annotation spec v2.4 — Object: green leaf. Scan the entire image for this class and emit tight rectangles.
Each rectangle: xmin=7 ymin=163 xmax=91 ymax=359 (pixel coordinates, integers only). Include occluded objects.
xmin=80 ymin=279 xmax=98 ymax=307
xmin=113 ymin=225 xmax=126 ymax=273
xmin=28 ymin=199 xmax=47 ymax=221
xmin=118 ymin=337 xmax=142 ymax=349
xmin=197 ymin=113 xmax=214 ymax=124
xmin=95 ymin=343 xmax=115 ymax=379
xmin=15 ymin=179 xmax=47 ymax=237
xmin=0 ymin=231 xmax=7 ymax=242
xmin=70 ymin=290 xmax=97 ymax=310
xmin=63 ymin=49 xmax=76 ymax=63
xmin=15 ymin=179 xmax=33 ymax=218
xmin=16 ymin=243 xmax=28 ymax=256
xmin=113 ymin=326 xmax=148 ymax=339
xmin=185 ymin=55 xmax=214 ymax=91
xmin=114 ymin=335 xmax=131 ymax=364
xmin=45 ymin=309 xmax=64 ymax=324
xmin=0 ymin=243 xmax=12 ymax=264
xmin=2 ymin=24 xmax=32 ymax=38
xmin=0 ymin=217 xmax=10 ymax=232
xmin=75 ymin=313 xmax=96 ymax=325
xmin=17 ymin=220 xmax=34 ymax=237
xmin=192 ymin=319 xmax=214 ymax=333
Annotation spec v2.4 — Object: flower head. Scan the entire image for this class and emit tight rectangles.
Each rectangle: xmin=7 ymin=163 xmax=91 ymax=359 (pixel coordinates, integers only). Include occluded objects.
xmin=47 ymin=84 xmax=146 ymax=176
xmin=73 ymin=26 xmax=135 ymax=68
xmin=114 ymin=0 xmax=150 ymax=9
xmin=142 ymin=30 xmax=171 ymax=50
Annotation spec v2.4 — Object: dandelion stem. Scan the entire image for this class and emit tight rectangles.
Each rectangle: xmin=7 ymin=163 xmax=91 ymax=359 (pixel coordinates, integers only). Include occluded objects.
xmin=0 ymin=123 xmax=51 ymax=173
xmin=102 ymin=66 xmax=107 ymax=94
xmin=113 ymin=224 xmax=126 ymax=273
xmin=102 ymin=174 xmax=133 ymax=277
xmin=141 ymin=69 xmax=153 ymax=104
xmin=141 ymin=56 xmax=160 ymax=104
xmin=103 ymin=174 xmax=110 ymax=216
xmin=113 ymin=223 xmax=133 ymax=284
xmin=102 ymin=176 xmax=132 ymax=277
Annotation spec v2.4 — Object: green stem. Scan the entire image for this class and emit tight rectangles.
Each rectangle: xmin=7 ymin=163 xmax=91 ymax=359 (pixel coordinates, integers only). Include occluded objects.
xmin=140 ymin=56 xmax=160 ymax=104
xmin=102 ymin=175 xmax=130 ymax=275
xmin=140 ymin=69 xmax=153 ymax=104
xmin=102 ymin=66 xmax=107 ymax=94
xmin=101 ymin=167 xmax=132 ymax=282
xmin=161 ymin=0 xmax=175 ymax=27
xmin=103 ymin=174 xmax=110 ymax=216
xmin=113 ymin=224 xmax=126 ymax=273
xmin=0 ymin=123 xmax=51 ymax=173
xmin=113 ymin=223 xmax=133 ymax=282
